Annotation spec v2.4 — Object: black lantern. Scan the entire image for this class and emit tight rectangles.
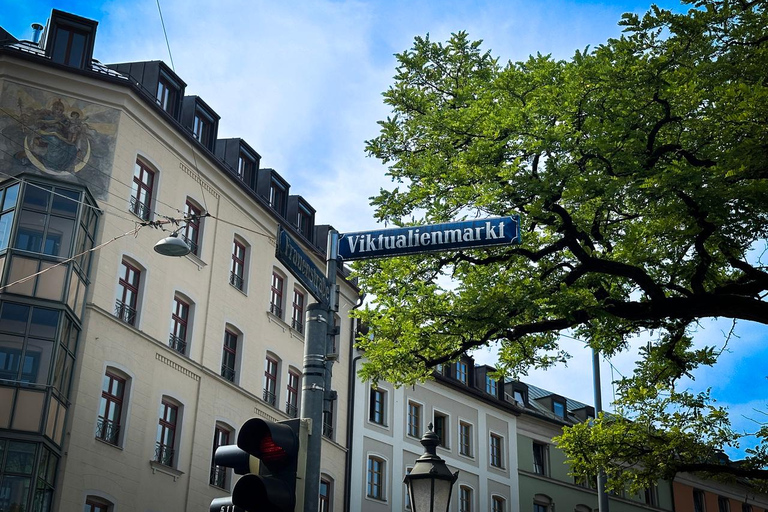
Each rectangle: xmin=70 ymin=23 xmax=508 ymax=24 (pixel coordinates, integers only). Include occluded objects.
xmin=404 ymin=423 xmax=459 ymax=512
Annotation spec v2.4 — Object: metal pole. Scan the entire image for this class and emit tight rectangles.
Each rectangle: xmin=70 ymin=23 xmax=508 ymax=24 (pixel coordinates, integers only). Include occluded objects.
xmin=592 ymin=347 xmax=610 ymax=512
xmin=302 ymin=303 xmax=326 ymax=512
xmin=301 ymin=230 xmax=339 ymax=512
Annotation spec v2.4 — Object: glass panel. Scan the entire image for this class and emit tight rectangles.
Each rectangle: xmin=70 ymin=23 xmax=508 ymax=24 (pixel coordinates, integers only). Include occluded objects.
xmin=45 ymin=397 xmax=58 ymax=440
xmin=30 ymin=308 xmax=59 ymax=339
xmin=75 ymin=277 xmax=86 ymax=316
xmin=2 ymin=183 xmax=19 ymax=210
xmin=51 ymin=189 xmax=79 ymax=217
xmin=0 ymin=334 xmax=24 ymax=380
xmin=21 ymin=339 xmax=54 ymax=384
xmin=44 ymin=216 xmax=75 ymax=256
xmin=55 ymin=399 xmax=67 ymax=445
xmin=0 ymin=255 xmax=5 ymax=283
xmin=36 ymin=261 xmax=67 ymax=301
xmin=0 ymin=302 xmax=30 ymax=334
xmin=23 ymin=184 xmax=51 ymax=210
xmin=12 ymin=389 xmax=45 ymax=431
xmin=51 ymin=345 xmax=66 ymax=394
xmin=7 ymin=256 xmax=38 ymax=296
xmin=0 ymin=211 xmax=14 ymax=251
xmin=0 ymin=387 xmax=13 ymax=428
xmin=5 ymin=441 xmax=36 ymax=473
xmin=67 ymin=270 xmax=78 ymax=311
xmin=15 ymin=210 xmax=47 ymax=253
xmin=0 ymin=475 xmax=31 ymax=512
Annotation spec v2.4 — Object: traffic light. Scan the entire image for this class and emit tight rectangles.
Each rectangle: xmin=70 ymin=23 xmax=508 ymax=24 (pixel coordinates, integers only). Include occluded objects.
xmin=210 ymin=418 xmax=307 ymax=512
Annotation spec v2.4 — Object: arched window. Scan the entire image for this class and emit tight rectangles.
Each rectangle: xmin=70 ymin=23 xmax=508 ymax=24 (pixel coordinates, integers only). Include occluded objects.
xmin=366 ymin=456 xmax=386 ymax=501
xmin=210 ymin=422 xmax=234 ymax=489
xmin=130 ymin=158 xmax=156 ymax=221
xmin=230 ymin=235 xmax=249 ymax=291
xmin=182 ymin=197 xmax=204 ymax=256
xmin=154 ymin=396 xmax=182 ymax=468
xmin=169 ymin=292 xmax=194 ymax=356
xmin=85 ymin=496 xmax=114 ymax=512
xmin=115 ymin=256 xmax=145 ymax=326
xmin=534 ymin=494 xmax=553 ymax=512
xmin=319 ymin=474 xmax=334 ymax=512
xmin=221 ymin=326 xmax=241 ymax=384
xmin=96 ymin=366 xmax=131 ymax=447
xmin=263 ymin=354 xmax=281 ymax=407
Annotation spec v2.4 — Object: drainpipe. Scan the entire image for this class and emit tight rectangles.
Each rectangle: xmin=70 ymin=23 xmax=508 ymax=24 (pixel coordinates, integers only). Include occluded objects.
xmin=343 ymin=293 xmax=365 ymax=512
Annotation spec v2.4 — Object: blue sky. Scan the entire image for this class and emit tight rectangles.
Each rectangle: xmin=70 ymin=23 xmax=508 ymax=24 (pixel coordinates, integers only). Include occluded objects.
xmin=4 ymin=0 xmax=766 ymax=459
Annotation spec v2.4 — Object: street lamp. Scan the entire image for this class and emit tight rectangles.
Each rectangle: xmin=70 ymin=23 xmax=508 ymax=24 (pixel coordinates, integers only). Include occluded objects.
xmin=153 ymin=231 xmax=191 ymax=257
xmin=404 ymin=423 xmax=459 ymax=512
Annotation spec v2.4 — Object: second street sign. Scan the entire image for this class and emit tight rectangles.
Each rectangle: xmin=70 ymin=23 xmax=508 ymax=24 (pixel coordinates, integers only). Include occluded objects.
xmin=338 ymin=215 xmax=521 ymax=261
xmin=276 ymin=227 xmax=333 ymax=307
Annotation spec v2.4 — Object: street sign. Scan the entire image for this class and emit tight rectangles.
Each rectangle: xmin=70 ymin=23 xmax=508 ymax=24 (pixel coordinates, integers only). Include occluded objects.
xmin=276 ymin=227 xmax=333 ymax=307
xmin=338 ymin=215 xmax=520 ymax=261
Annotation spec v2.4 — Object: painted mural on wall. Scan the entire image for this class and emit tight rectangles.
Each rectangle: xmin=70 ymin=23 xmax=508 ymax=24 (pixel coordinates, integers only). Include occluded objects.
xmin=0 ymin=81 xmax=119 ymax=199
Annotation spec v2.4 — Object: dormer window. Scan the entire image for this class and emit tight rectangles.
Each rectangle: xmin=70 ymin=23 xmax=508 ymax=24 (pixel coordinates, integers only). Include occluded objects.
xmin=44 ymin=10 xmax=97 ymax=69
xmin=182 ymin=96 xmax=219 ymax=151
xmin=156 ymin=75 xmax=178 ymax=115
xmin=237 ymin=152 xmax=254 ymax=181
xmin=297 ymin=204 xmax=313 ymax=238
xmin=193 ymin=110 xmax=213 ymax=146
xmin=553 ymin=399 xmax=566 ymax=418
xmin=455 ymin=361 xmax=468 ymax=384
xmin=514 ymin=390 xmax=525 ymax=403
xmin=485 ymin=375 xmax=498 ymax=396
xmin=270 ymin=179 xmax=287 ymax=215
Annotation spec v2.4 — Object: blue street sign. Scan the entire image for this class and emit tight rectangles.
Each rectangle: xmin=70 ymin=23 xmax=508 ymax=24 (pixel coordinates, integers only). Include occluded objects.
xmin=276 ymin=227 xmax=333 ymax=306
xmin=338 ymin=216 xmax=520 ymax=261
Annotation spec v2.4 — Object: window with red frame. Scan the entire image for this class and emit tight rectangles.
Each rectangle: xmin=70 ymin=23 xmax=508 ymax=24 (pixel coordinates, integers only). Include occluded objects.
xmin=264 ymin=357 xmax=278 ymax=407
xmin=270 ymin=272 xmax=284 ymax=318
xmin=84 ymin=497 xmax=112 ymax=512
xmin=183 ymin=200 xmax=202 ymax=255
xmin=116 ymin=258 xmax=140 ymax=325
xmin=169 ymin=295 xmax=190 ymax=355
xmin=96 ymin=371 xmax=125 ymax=445
xmin=291 ymin=289 xmax=304 ymax=332
xmin=230 ymin=239 xmax=246 ymax=290
xmin=210 ymin=425 xmax=231 ymax=488
xmin=130 ymin=160 xmax=154 ymax=220
xmin=155 ymin=400 xmax=178 ymax=466
xmin=221 ymin=330 xmax=238 ymax=382
xmin=319 ymin=478 xmax=332 ymax=512
xmin=286 ymin=370 xmax=300 ymax=418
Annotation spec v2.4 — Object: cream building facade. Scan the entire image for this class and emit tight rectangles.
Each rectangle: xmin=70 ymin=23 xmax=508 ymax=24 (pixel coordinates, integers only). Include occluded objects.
xmin=0 ymin=9 xmax=358 ymax=512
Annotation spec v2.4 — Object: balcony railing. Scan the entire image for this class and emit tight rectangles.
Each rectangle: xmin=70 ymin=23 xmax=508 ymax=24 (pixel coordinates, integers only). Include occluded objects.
xmin=269 ymin=303 xmax=282 ymax=319
xmin=263 ymin=389 xmax=276 ymax=407
xmin=291 ymin=318 xmax=303 ymax=333
xmin=221 ymin=364 xmax=236 ymax=383
xmin=154 ymin=442 xmax=174 ymax=466
xmin=168 ymin=334 xmax=187 ymax=355
xmin=95 ymin=417 xmax=120 ymax=445
xmin=229 ymin=271 xmax=244 ymax=291
xmin=114 ymin=300 xmax=137 ymax=325
xmin=129 ymin=196 xmax=150 ymax=220
xmin=285 ymin=402 xmax=298 ymax=418
xmin=210 ymin=465 xmax=227 ymax=488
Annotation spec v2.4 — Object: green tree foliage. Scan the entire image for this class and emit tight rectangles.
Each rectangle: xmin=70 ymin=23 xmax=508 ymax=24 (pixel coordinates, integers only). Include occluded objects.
xmin=356 ymin=0 xmax=768 ymax=486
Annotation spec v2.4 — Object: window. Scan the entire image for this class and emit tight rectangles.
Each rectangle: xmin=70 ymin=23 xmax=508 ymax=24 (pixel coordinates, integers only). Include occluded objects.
xmin=230 ymin=238 xmax=246 ymax=291
xmin=193 ymin=111 xmax=213 ymax=146
xmin=490 ymin=433 xmax=504 ymax=468
xmin=404 ymin=467 xmax=413 ymax=509
xmin=156 ymin=75 xmax=177 ymax=115
xmin=323 ymin=395 xmax=335 ymax=439
xmin=115 ymin=258 xmax=141 ymax=325
xmin=0 ymin=182 xmax=19 ymax=251
xmin=319 ymin=477 xmax=332 ymax=512
xmin=169 ymin=294 xmax=191 ymax=355
xmin=286 ymin=370 xmax=300 ymax=418
xmin=719 ymin=497 xmax=731 ymax=512
xmin=182 ymin=199 xmax=202 ymax=256
xmin=743 ymin=504 xmax=753 ymax=512
xmin=155 ymin=399 xmax=179 ymax=467
xmin=130 ymin=159 xmax=154 ymax=220
xmin=291 ymin=289 xmax=305 ymax=332
xmin=535 ymin=495 xmax=553 ymax=512
xmin=434 ymin=412 xmax=448 ymax=448
xmin=14 ymin=182 xmax=79 ymax=257
xmin=645 ymin=486 xmax=659 ymax=507
xmin=270 ymin=271 xmax=284 ymax=318
xmin=366 ymin=456 xmax=385 ymax=500
xmin=264 ymin=356 xmax=278 ymax=407
xmin=47 ymin=11 xmax=96 ymax=69
xmin=486 ymin=375 xmax=498 ymax=396
xmin=369 ymin=388 xmax=386 ymax=426
xmin=553 ymin=399 xmax=566 ymax=418
xmin=694 ymin=490 xmax=706 ymax=512
xmin=492 ymin=496 xmax=506 ymax=512
xmin=210 ymin=424 xmax=231 ymax=488
xmin=269 ymin=178 xmax=287 ymax=215
xmin=407 ymin=401 xmax=421 ymax=438
xmin=221 ymin=329 xmax=238 ymax=383
xmin=514 ymin=389 xmax=526 ymax=404
xmin=96 ymin=371 xmax=125 ymax=446
xmin=455 ymin=361 xmax=468 ymax=384
xmin=84 ymin=497 xmax=113 ymax=512
xmin=459 ymin=421 xmax=472 ymax=457
xmin=297 ymin=204 xmax=313 ymax=238
xmin=237 ymin=151 xmax=254 ymax=182
xmin=460 ymin=486 xmax=473 ymax=512
xmin=533 ymin=442 xmax=549 ymax=475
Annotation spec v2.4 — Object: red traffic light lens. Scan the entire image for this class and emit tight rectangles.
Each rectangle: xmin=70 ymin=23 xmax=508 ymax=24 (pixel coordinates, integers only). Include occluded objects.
xmin=259 ymin=434 xmax=287 ymax=463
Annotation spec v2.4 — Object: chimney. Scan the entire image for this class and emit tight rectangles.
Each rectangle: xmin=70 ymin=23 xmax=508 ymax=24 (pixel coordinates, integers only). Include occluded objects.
xmin=31 ymin=23 xmax=43 ymax=44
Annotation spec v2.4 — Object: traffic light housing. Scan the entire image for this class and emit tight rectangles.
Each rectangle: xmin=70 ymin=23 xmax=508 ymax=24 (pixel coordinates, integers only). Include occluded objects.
xmin=210 ymin=418 xmax=307 ymax=512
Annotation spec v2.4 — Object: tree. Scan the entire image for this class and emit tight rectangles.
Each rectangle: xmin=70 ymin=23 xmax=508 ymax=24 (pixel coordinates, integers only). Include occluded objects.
xmin=355 ymin=0 xmax=768 ymax=489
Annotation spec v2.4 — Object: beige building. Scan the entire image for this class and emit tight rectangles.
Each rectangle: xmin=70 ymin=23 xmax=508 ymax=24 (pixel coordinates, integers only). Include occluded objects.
xmin=0 ymin=9 xmax=358 ymax=512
